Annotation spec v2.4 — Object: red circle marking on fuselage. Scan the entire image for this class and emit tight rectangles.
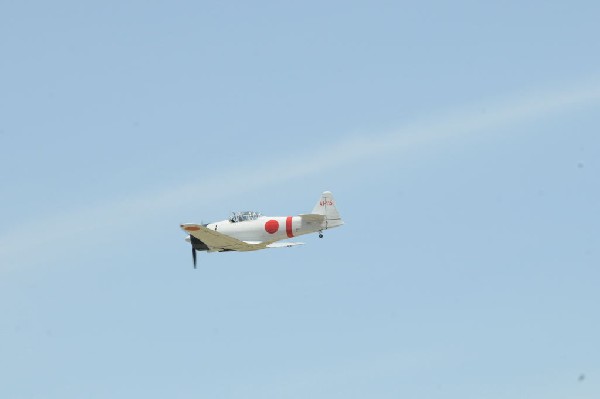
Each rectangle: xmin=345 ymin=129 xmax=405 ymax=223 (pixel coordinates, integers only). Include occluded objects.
xmin=265 ymin=219 xmax=279 ymax=234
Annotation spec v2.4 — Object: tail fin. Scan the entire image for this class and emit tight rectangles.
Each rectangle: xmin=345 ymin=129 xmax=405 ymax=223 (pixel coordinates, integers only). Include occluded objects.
xmin=311 ymin=191 xmax=344 ymax=229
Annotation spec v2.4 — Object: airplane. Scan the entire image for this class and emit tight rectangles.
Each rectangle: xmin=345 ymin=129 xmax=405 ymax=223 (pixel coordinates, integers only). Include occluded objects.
xmin=180 ymin=191 xmax=344 ymax=268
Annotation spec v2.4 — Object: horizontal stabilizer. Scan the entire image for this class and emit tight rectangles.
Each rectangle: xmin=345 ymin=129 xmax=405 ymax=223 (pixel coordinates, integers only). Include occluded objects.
xmin=299 ymin=213 xmax=326 ymax=224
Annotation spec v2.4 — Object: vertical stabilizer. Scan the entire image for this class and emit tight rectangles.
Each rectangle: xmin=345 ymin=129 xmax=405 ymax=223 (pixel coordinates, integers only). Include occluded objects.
xmin=311 ymin=191 xmax=344 ymax=228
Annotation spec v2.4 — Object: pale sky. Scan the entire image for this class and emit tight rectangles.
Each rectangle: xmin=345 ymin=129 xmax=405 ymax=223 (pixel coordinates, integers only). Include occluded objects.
xmin=1 ymin=1 xmax=599 ymax=398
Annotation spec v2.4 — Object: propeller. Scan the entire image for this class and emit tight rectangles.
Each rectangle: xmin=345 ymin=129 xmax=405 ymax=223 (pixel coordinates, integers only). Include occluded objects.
xmin=188 ymin=235 xmax=206 ymax=269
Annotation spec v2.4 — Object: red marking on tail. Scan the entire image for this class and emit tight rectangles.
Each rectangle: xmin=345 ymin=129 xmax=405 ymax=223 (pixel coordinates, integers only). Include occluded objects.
xmin=286 ymin=216 xmax=294 ymax=238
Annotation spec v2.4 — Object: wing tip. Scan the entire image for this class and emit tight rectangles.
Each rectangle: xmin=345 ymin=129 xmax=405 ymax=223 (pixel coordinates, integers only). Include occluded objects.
xmin=181 ymin=224 xmax=201 ymax=232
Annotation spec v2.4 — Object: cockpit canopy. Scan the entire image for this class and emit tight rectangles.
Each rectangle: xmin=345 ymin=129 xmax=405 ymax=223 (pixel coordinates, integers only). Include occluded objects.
xmin=229 ymin=211 xmax=262 ymax=223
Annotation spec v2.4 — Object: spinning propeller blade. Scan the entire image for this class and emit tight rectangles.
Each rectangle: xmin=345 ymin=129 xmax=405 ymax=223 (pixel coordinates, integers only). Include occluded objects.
xmin=192 ymin=247 xmax=197 ymax=269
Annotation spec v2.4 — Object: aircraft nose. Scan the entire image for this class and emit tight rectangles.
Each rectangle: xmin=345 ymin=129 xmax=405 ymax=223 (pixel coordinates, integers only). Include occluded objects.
xmin=184 ymin=235 xmax=191 ymax=243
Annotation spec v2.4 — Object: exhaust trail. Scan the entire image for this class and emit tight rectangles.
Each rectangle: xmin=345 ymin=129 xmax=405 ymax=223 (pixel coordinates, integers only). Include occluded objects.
xmin=1 ymin=78 xmax=600 ymax=268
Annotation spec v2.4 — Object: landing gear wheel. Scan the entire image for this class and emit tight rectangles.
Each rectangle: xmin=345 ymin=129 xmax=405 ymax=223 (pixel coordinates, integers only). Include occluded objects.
xmin=318 ymin=232 xmax=323 ymax=238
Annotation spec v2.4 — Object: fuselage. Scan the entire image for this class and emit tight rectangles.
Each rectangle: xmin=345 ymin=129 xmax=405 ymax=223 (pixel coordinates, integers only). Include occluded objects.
xmin=204 ymin=215 xmax=314 ymax=243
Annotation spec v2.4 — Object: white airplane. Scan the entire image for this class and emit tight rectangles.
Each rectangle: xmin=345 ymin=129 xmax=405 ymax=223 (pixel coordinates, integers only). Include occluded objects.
xmin=180 ymin=191 xmax=344 ymax=267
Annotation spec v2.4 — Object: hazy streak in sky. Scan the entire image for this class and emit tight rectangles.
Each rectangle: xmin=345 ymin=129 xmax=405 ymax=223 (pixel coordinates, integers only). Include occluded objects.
xmin=1 ymin=79 xmax=600 ymax=267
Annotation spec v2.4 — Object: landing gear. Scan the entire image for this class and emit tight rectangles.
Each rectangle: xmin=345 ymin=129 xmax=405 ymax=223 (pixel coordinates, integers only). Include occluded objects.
xmin=318 ymin=231 xmax=323 ymax=238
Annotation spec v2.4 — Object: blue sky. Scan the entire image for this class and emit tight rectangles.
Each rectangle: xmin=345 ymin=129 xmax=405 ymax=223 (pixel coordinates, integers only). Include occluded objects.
xmin=1 ymin=1 xmax=599 ymax=398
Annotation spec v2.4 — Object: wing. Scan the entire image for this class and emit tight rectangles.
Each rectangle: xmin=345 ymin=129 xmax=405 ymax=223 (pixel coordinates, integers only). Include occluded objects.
xmin=180 ymin=224 xmax=265 ymax=252
xmin=266 ymin=242 xmax=305 ymax=248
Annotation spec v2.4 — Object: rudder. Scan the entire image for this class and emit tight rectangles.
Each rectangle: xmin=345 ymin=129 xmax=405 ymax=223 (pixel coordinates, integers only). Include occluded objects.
xmin=311 ymin=191 xmax=344 ymax=228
